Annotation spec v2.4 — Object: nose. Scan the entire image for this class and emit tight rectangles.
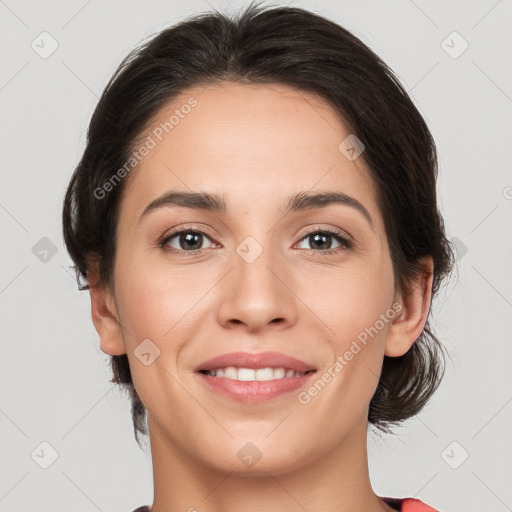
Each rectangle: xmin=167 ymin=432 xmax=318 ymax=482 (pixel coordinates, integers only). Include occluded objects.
xmin=216 ymin=244 xmax=298 ymax=333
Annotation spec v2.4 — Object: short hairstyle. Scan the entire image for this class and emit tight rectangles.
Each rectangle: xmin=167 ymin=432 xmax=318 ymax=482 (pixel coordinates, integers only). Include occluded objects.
xmin=62 ymin=1 xmax=455 ymax=447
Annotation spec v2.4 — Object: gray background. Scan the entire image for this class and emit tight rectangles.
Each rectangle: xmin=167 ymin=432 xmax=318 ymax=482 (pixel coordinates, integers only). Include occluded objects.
xmin=1 ymin=0 xmax=511 ymax=511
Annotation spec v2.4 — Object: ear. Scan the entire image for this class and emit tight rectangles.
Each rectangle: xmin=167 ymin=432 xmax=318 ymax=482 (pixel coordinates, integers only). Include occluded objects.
xmin=88 ymin=269 xmax=126 ymax=356
xmin=384 ymin=256 xmax=434 ymax=357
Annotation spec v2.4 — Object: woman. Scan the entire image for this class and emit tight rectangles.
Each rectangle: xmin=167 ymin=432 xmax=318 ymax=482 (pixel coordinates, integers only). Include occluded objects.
xmin=62 ymin=2 xmax=454 ymax=511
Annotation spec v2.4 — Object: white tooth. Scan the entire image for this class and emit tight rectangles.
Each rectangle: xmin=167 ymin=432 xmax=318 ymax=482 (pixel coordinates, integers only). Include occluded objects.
xmin=224 ymin=366 xmax=238 ymax=379
xmin=237 ymin=368 xmax=256 ymax=381
xmin=273 ymin=368 xmax=285 ymax=379
xmin=209 ymin=366 xmax=301 ymax=380
xmin=255 ymin=368 xmax=274 ymax=381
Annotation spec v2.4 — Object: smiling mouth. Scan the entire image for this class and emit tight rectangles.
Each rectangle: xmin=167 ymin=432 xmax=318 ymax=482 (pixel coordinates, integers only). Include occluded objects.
xmin=199 ymin=367 xmax=316 ymax=381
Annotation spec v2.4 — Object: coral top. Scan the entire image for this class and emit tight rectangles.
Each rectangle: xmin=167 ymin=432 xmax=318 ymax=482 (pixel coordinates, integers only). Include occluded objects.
xmin=132 ymin=497 xmax=439 ymax=511
xmin=382 ymin=497 xmax=439 ymax=511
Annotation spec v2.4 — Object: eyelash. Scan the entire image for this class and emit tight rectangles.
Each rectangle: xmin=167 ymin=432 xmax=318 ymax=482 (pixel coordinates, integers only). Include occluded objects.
xmin=157 ymin=226 xmax=353 ymax=256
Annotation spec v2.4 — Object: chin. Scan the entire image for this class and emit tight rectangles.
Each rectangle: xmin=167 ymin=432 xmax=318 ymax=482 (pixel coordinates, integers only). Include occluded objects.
xmin=196 ymin=440 xmax=314 ymax=478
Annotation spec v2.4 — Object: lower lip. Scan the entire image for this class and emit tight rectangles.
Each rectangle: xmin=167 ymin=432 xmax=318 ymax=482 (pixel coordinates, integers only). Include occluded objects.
xmin=196 ymin=372 xmax=316 ymax=403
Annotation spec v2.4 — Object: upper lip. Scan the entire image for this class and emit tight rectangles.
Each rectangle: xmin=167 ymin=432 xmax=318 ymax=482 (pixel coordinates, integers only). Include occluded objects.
xmin=195 ymin=351 xmax=316 ymax=373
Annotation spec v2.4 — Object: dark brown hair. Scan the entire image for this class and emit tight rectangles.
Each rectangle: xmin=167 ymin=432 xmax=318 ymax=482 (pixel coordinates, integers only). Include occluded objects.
xmin=62 ymin=1 xmax=455 ymax=447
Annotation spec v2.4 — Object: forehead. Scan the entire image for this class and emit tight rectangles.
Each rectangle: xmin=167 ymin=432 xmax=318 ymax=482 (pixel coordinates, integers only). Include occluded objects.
xmin=120 ymin=81 xmax=379 ymax=223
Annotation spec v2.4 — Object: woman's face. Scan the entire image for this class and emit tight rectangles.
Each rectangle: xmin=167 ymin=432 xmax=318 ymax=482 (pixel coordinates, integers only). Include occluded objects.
xmin=96 ymin=81 xmax=406 ymax=475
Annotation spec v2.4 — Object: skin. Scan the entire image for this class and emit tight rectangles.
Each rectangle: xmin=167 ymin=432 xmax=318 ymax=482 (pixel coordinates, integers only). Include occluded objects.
xmin=89 ymin=81 xmax=433 ymax=512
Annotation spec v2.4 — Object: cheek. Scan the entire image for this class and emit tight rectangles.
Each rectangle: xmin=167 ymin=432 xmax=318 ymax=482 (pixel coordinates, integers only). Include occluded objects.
xmin=114 ymin=247 xmax=205 ymax=338
xmin=312 ymin=254 xmax=395 ymax=347
xmin=112 ymin=256 xmax=201 ymax=419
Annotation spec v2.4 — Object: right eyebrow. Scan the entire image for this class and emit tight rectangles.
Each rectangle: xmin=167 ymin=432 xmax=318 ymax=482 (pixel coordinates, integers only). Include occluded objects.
xmin=140 ymin=191 xmax=227 ymax=221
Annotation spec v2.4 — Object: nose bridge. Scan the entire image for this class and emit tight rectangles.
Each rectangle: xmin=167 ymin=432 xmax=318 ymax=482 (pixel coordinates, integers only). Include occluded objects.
xmin=235 ymin=233 xmax=280 ymax=289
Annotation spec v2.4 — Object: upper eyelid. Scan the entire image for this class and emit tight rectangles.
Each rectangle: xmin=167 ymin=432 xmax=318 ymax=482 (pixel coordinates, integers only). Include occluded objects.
xmin=163 ymin=225 xmax=217 ymax=242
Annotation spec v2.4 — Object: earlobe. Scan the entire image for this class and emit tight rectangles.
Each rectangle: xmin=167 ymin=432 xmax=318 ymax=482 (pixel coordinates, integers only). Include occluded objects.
xmin=88 ymin=271 xmax=126 ymax=356
xmin=384 ymin=256 xmax=434 ymax=357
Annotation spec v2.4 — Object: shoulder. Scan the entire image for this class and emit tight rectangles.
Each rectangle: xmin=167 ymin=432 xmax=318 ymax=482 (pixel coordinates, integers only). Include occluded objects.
xmin=382 ymin=496 xmax=440 ymax=511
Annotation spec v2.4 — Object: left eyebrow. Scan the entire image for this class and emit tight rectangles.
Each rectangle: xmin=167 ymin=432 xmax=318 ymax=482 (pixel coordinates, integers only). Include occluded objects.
xmin=139 ymin=189 xmax=374 ymax=230
xmin=285 ymin=191 xmax=374 ymax=230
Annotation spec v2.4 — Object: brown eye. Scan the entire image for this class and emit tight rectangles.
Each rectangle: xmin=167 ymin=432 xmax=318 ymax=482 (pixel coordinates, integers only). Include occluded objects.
xmin=160 ymin=229 xmax=216 ymax=253
xmin=296 ymin=230 xmax=352 ymax=253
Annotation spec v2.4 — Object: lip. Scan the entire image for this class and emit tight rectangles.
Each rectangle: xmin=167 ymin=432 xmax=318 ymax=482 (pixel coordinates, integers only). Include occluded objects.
xmin=197 ymin=372 xmax=316 ymax=403
xmin=195 ymin=351 xmax=316 ymax=373
xmin=194 ymin=351 xmax=317 ymax=404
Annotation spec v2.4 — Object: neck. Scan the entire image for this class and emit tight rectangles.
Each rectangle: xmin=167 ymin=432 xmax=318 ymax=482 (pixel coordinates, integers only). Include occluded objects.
xmin=146 ymin=413 xmax=393 ymax=512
